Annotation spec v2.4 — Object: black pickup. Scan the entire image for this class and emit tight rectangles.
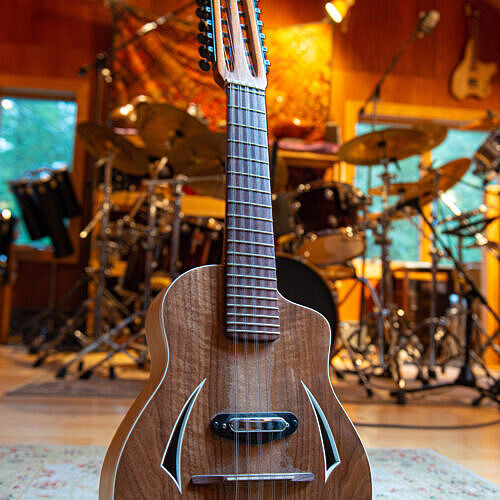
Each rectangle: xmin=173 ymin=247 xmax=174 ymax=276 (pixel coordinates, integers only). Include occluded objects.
xmin=211 ymin=412 xmax=298 ymax=444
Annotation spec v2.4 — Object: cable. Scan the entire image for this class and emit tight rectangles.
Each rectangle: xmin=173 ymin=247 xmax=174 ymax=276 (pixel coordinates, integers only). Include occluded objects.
xmin=353 ymin=418 xmax=500 ymax=430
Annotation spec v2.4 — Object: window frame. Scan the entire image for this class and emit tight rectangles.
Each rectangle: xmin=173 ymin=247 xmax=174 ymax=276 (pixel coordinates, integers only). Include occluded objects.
xmin=0 ymin=74 xmax=90 ymax=264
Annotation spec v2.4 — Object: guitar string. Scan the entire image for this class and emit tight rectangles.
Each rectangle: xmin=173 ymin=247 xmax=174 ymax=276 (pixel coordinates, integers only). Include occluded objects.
xmin=247 ymin=84 xmax=264 ymax=500
xmin=224 ymin=14 xmax=239 ymax=499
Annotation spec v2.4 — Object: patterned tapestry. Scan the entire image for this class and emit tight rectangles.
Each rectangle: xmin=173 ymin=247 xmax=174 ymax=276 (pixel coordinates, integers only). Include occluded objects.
xmin=110 ymin=7 xmax=333 ymax=136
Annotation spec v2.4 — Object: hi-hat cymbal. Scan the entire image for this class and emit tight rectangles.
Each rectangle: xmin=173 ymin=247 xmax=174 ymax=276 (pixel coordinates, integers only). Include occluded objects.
xmin=369 ymin=158 xmax=471 ymax=220
xmin=134 ymin=103 xmax=207 ymax=158
xmin=338 ymin=128 xmax=431 ymax=165
xmin=77 ymin=122 xmax=149 ymax=176
xmin=460 ymin=114 xmax=500 ymax=131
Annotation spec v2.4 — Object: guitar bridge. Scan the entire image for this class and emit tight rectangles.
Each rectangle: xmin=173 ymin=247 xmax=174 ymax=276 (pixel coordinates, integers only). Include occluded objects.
xmin=191 ymin=473 xmax=314 ymax=485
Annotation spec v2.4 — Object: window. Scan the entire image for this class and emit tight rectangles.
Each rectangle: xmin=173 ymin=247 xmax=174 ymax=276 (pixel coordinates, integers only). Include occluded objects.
xmin=354 ymin=123 xmax=487 ymax=263
xmin=0 ymin=96 xmax=78 ymax=247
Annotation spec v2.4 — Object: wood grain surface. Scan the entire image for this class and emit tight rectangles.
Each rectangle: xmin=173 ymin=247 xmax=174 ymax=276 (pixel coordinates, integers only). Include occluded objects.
xmin=99 ymin=265 xmax=372 ymax=499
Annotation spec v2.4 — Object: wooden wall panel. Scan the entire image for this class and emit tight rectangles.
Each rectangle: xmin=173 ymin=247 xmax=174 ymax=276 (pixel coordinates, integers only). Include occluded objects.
xmin=1 ymin=0 xmax=499 ymax=314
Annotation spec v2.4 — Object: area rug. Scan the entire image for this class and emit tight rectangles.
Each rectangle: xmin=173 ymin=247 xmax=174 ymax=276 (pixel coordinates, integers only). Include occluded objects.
xmin=0 ymin=445 xmax=498 ymax=499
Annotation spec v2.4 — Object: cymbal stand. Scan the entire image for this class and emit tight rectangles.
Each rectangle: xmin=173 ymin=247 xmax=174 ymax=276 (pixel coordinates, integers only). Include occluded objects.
xmin=169 ymin=176 xmax=185 ymax=280
xmin=392 ymin=201 xmax=500 ymax=405
xmin=54 ymin=154 xmax=144 ymax=378
xmin=76 ymin=159 xmax=170 ymax=379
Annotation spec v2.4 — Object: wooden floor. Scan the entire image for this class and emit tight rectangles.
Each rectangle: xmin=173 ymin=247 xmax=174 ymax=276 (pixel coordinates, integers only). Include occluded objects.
xmin=0 ymin=345 xmax=499 ymax=487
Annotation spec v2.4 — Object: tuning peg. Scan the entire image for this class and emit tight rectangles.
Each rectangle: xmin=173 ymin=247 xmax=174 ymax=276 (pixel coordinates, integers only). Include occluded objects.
xmin=196 ymin=7 xmax=212 ymax=20
xmin=199 ymin=60 xmax=211 ymax=72
xmin=199 ymin=46 xmax=214 ymax=61
xmin=265 ymin=59 xmax=270 ymax=73
xmin=198 ymin=20 xmax=212 ymax=32
xmin=197 ymin=33 xmax=213 ymax=45
xmin=260 ymin=33 xmax=266 ymax=41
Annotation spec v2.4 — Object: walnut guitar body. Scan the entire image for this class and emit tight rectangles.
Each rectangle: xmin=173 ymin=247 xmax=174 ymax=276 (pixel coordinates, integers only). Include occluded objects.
xmin=100 ymin=265 xmax=372 ymax=499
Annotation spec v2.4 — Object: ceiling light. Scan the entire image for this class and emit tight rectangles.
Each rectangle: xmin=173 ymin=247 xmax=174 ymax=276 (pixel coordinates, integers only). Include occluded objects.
xmin=325 ymin=0 xmax=355 ymax=23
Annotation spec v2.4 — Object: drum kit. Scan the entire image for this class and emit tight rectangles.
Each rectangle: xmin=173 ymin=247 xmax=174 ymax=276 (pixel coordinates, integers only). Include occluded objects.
xmin=21 ymin=97 xmax=500 ymax=403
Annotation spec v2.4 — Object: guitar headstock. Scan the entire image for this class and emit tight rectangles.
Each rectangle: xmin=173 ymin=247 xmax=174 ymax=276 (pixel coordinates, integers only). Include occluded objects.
xmin=196 ymin=0 xmax=269 ymax=90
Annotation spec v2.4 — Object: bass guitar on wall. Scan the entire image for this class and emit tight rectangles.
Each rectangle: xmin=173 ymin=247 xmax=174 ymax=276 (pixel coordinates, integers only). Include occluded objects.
xmin=99 ymin=0 xmax=372 ymax=498
xmin=451 ymin=2 xmax=497 ymax=100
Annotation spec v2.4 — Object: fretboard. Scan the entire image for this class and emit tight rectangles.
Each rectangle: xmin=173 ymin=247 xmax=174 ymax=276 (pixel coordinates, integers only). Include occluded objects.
xmin=224 ymin=83 xmax=280 ymax=341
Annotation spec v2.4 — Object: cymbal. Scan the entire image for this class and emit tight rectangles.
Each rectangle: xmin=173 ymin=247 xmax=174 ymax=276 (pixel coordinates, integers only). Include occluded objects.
xmin=338 ymin=128 xmax=431 ymax=165
xmin=413 ymin=122 xmax=448 ymax=150
xmin=134 ymin=103 xmax=207 ymax=158
xmin=77 ymin=122 xmax=149 ymax=176
xmin=369 ymin=158 xmax=471 ymax=220
xmin=368 ymin=182 xmax=417 ymax=197
xmin=169 ymin=131 xmax=226 ymax=199
xmin=460 ymin=114 xmax=500 ymax=131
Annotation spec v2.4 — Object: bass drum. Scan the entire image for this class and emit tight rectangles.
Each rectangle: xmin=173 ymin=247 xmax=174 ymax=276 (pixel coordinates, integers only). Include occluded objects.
xmin=276 ymin=253 xmax=338 ymax=351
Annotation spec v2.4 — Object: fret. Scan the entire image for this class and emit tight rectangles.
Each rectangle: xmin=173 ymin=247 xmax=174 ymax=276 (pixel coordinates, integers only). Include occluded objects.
xmin=230 ymin=251 xmax=275 ymax=259
xmin=227 ymin=185 xmax=270 ymax=195
xmin=226 ymin=84 xmax=265 ymax=96
xmin=226 ymin=227 xmax=274 ymax=236
xmin=227 ymin=214 xmax=273 ymax=223
xmin=226 ymin=239 xmax=275 ymax=248
xmin=227 ymin=122 xmax=268 ymax=133
xmin=228 ymin=139 xmax=268 ymax=149
xmin=227 ymin=303 xmax=279 ymax=311
xmin=227 ymin=155 xmax=268 ymax=165
xmin=226 ymin=293 xmax=277 ymax=301
xmin=227 ymin=284 xmax=277 ymax=291
xmin=227 ymin=274 xmax=276 ymax=281
xmin=227 ymin=312 xmax=275 ymax=318
xmin=227 ymin=104 xmax=266 ymax=115
xmin=226 ymin=171 xmax=270 ymax=181
xmin=227 ymin=321 xmax=279 ymax=328
xmin=227 ymin=262 xmax=275 ymax=270
xmin=227 ymin=199 xmax=273 ymax=209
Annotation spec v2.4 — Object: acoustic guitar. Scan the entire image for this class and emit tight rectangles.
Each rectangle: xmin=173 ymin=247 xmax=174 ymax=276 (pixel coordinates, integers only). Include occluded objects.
xmin=99 ymin=0 xmax=372 ymax=498
xmin=451 ymin=2 xmax=497 ymax=100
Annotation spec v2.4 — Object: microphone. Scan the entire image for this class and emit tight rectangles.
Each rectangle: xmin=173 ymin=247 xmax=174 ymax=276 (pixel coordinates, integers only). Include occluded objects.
xmin=417 ymin=10 xmax=440 ymax=38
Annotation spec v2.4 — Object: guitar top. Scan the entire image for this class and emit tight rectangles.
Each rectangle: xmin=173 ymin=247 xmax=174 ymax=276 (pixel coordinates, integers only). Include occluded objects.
xmin=99 ymin=1 xmax=372 ymax=498
xmin=451 ymin=2 xmax=498 ymax=100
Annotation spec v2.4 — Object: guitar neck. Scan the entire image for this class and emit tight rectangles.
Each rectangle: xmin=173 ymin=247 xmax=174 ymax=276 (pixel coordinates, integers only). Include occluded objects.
xmin=224 ymin=82 xmax=280 ymax=341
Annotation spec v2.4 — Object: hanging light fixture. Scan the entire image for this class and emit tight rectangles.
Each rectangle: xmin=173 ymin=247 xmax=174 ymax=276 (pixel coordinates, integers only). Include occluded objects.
xmin=325 ymin=0 xmax=355 ymax=23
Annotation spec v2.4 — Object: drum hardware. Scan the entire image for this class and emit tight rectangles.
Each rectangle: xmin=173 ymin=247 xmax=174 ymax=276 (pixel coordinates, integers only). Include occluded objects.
xmin=472 ymin=129 xmax=500 ymax=184
xmin=388 ymin=199 xmax=500 ymax=405
xmin=460 ymin=111 xmax=500 ymax=131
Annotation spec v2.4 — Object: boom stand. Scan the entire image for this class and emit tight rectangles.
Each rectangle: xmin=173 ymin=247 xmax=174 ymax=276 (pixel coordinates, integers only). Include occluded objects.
xmin=393 ymin=201 xmax=500 ymax=405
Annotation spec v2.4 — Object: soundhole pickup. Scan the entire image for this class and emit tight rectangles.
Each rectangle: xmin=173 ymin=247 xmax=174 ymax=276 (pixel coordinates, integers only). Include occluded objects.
xmin=212 ymin=412 xmax=298 ymax=444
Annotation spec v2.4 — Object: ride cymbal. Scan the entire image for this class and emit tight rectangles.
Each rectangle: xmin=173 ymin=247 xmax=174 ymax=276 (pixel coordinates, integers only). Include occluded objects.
xmin=338 ymin=128 xmax=431 ymax=165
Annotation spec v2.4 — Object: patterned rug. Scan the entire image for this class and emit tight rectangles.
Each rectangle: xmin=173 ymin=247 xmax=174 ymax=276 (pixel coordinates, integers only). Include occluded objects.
xmin=0 ymin=445 xmax=498 ymax=499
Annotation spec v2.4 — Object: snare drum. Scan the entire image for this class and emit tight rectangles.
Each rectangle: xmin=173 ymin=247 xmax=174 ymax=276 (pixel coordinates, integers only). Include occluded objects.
xmin=473 ymin=130 xmax=500 ymax=181
xmin=293 ymin=181 xmax=366 ymax=265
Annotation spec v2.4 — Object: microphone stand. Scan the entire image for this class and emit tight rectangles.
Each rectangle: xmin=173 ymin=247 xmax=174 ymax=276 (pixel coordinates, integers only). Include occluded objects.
xmin=358 ymin=17 xmax=426 ymax=120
